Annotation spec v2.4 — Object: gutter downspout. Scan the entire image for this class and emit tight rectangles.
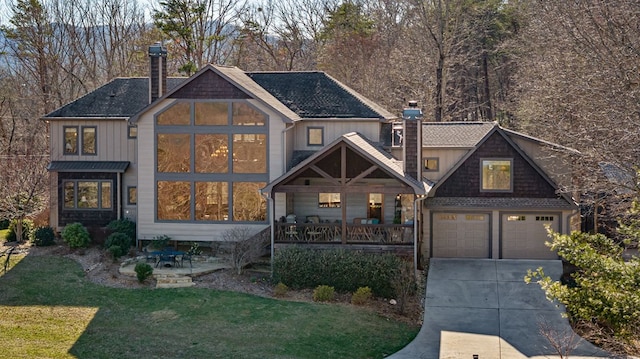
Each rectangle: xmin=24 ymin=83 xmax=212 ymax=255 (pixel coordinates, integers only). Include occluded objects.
xmin=414 ymin=195 xmax=427 ymax=276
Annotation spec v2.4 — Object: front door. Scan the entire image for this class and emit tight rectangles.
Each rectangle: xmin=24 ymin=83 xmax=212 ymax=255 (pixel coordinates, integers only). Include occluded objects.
xmin=368 ymin=193 xmax=383 ymax=223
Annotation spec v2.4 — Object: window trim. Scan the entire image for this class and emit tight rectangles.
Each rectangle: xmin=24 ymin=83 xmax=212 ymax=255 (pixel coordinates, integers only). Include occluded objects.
xmin=81 ymin=126 xmax=97 ymax=156
xmin=318 ymin=193 xmax=341 ymax=208
xmin=154 ymin=100 xmax=269 ymax=224
xmin=63 ymin=126 xmax=78 ymax=155
xmin=424 ymin=157 xmax=439 ymax=172
xmin=127 ymin=186 xmax=137 ymax=205
xmin=480 ymin=158 xmax=513 ymax=193
xmin=63 ymin=180 xmax=113 ymax=210
xmin=307 ymin=127 xmax=324 ymax=146
xmin=128 ymin=125 xmax=138 ymax=139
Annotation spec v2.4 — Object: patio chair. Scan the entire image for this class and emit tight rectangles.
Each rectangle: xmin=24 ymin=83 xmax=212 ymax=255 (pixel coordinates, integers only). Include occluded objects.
xmin=180 ymin=253 xmax=192 ymax=268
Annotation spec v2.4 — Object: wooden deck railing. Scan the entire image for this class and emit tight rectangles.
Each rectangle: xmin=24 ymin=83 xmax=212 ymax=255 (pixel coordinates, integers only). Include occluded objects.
xmin=274 ymin=223 xmax=413 ymax=244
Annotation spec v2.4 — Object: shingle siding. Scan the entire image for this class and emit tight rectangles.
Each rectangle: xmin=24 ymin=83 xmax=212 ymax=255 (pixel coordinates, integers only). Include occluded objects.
xmin=435 ymin=132 xmax=558 ymax=198
xmin=57 ymin=172 xmax=118 ymax=227
xmin=170 ymin=70 xmax=251 ymax=99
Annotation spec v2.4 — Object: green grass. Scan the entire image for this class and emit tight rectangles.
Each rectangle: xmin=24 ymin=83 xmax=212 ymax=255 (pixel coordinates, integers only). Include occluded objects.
xmin=0 ymin=255 xmax=418 ymax=359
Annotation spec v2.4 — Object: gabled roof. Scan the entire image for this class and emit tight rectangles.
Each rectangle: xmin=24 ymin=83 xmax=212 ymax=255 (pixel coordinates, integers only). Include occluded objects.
xmin=47 ymin=161 xmax=130 ymax=173
xmin=262 ymin=132 xmax=430 ymax=195
xmin=428 ymin=125 xmax=574 ymax=203
xmin=44 ymin=78 xmax=185 ymax=119
xmin=422 ymin=122 xmax=496 ymax=148
xmin=248 ymin=71 xmax=396 ymax=120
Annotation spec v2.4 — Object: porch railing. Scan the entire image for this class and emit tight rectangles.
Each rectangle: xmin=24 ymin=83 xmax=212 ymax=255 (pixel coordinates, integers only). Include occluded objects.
xmin=274 ymin=222 xmax=413 ymax=244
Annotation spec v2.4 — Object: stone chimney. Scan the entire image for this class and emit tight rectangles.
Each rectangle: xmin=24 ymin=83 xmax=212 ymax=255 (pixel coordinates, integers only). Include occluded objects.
xmin=149 ymin=43 xmax=167 ymax=103
xmin=402 ymin=101 xmax=423 ymax=181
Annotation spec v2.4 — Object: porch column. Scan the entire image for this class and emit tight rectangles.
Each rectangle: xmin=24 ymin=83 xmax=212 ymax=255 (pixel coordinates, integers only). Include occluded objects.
xmin=341 ymin=191 xmax=347 ymax=244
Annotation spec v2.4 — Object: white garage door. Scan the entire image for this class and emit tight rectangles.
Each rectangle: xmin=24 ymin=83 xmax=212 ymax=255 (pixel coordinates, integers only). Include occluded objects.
xmin=432 ymin=213 xmax=490 ymax=258
xmin=501 ymin=214 xmax=559 ymax=259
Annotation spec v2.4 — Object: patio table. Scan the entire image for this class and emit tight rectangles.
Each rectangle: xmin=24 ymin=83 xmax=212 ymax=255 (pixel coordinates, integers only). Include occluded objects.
xmin=151 ymin=249 xmax=186 ymax=268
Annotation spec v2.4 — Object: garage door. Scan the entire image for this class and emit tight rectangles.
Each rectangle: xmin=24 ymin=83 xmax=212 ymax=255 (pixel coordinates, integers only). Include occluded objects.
xmin=432 ymin=213 xmax=490 ymax=258
xmin=501 ymin=214 xmax=559 ymax=259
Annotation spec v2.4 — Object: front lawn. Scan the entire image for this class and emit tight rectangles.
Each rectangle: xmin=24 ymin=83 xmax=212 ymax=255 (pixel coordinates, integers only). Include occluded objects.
xmin=0 ymin=255 xmax=418 ymax=359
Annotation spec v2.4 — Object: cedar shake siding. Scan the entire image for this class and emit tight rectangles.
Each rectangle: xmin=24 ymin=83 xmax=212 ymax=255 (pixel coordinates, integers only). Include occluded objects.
xmin=58 ymin=172 xmax=118 ymax=227
xmin=170 ymin=70 xmax=251 ymax=99
xmin=435 ymin=132 xmax=558 ymax=198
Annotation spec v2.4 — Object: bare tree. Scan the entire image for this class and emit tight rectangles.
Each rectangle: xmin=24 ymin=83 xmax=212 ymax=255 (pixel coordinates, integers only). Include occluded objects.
xmin=153 ymin=0 xmax=246 ymax=74
xmin=509 ymin=0 xmax=640 ymax=228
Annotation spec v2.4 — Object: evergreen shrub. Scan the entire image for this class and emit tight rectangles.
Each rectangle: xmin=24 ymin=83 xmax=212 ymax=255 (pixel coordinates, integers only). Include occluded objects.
xmin=61 ymin=222 xmax=91 ymax=248
xmin=31 ymin=226 xmax=56 ymax=246
xmin=273 ymin=248 xmax=402 ymax=298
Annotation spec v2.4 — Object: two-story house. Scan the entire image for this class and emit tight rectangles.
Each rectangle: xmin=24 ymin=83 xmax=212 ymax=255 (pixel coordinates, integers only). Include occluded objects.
xmin=44 ymin=44 xmax=578 ymax=266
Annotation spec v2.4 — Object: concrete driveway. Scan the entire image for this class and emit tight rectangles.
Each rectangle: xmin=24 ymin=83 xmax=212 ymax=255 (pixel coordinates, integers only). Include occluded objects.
xmin=389 ymin=259 xmax=611 ymax=359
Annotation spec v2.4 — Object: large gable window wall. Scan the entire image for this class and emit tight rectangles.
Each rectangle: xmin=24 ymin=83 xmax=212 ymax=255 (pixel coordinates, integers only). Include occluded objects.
xmin=155 ymin=100 xmax=267 ymax=222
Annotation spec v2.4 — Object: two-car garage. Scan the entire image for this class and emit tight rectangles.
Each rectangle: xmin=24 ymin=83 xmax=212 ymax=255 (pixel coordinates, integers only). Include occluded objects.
xmin=431 ymin=212 xmax=560 ymax=259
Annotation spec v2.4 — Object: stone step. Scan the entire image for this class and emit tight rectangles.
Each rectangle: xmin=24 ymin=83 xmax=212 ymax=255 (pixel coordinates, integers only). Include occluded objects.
xmin=155 ymin=275 xmax=195 ymax=288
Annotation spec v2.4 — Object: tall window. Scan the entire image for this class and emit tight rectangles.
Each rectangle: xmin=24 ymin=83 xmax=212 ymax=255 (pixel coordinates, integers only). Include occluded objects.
xmin=481 ymin=159 xmax=512 ymax=191
xmin=63 ymin=180 xmax=112 ymax=209
xmin=155 ymin=101 xmax=268 ymax=222
xmin=64 ymin=127 xmax=78 ymax=154
xmin=82 ymin=127 xmax=96 ymax=155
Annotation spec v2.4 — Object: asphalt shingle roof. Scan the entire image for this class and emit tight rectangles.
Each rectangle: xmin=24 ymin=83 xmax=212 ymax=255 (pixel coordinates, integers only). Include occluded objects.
xmin=248 ymin=72 xmax=394 ymax=119
xmin=422 ymin=122 xmax=496 ymax=148
xmin=47 ymin=161 xmax=130 ymax=172
xmin=44 ymin=78 xmax=186 ymax=118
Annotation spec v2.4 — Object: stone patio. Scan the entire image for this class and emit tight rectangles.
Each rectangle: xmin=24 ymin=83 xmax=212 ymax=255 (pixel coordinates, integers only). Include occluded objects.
xmin=119 ymin=255 xmax=231 ymax=288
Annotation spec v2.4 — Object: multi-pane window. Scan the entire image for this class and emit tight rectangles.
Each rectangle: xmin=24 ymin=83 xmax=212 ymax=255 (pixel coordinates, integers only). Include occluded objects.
xmin=155 ymin=101 xmax=268 ymax=222
xmin=64 ymin=126 xmax=97 ymax=155
xmin=307 ymin=127 xmax=324 ymax=146
xmin=64 ymin=127 xmax=78 ymax=154
xmin=63 ymin=180 xmax=112 ymax=209
xmin=82 ymin=127 xmax=96 ymax=155
xmin=481 ymin=159 xmax=512 ymax=191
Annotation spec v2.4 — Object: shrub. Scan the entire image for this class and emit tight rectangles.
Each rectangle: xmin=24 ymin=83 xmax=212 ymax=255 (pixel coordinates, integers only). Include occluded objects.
xmin=31 ymin=226 xmax=56 ymax=246
xmin=108 ymin=245 xmax=123 ymax=260
xmin=106 ymin=218 xmax=136 ymax=242
xmin=134 ymin=263 xmax=153 ymax=283
xmin=392 ymin=261 xmax=417 ymax=314
xmin=224 ymin=227 xmax=269 ymax=275
xmin=313 ymin=285 xmax=335 ymax=302
xmin=6 ymin=219 xmax=34 ymax=242
xmin=61 ymin=223 xmax=91 ymax=249
xmin=188 ymin=242 xmax=203 ymax=255
xmin=273 ymin=248 xmax=402 ymax=298
xmin=105 ymin=232 xmax=132 ymax=258
xmin=351 ymin=286 xmax=373 ymax=305
xmin=273 ymin=282 xmax=289 ymax=297
xmin=0 ymin=219 xmax=9 ymax=230
xmin=150 ymin=234 xmax=171 ymax=250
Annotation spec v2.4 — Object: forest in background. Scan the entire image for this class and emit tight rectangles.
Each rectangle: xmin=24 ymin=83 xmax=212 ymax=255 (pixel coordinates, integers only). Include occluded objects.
xmin=0 ymin=0 xmax=638 ymax=232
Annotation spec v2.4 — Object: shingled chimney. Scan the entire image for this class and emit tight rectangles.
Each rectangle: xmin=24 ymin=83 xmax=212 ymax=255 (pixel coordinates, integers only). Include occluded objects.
xmin=402 ymin=101 xmax=423 ymax=181
xmin=149 ymin=43 xmax=167 ymax=103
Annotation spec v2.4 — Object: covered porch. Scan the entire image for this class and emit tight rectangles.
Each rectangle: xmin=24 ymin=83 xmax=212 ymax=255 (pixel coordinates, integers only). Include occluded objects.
xmin=263 ymin=132 xmax=428 ymax=253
